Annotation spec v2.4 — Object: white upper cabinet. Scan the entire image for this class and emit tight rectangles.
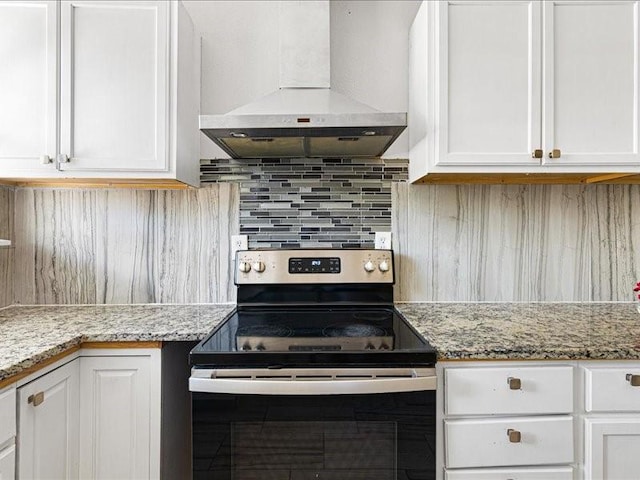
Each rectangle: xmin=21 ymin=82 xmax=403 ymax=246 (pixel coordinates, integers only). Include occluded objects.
xmin=409 ymin=0 xmax=640 ymax=182
xmin=0 ymin=1 xmax=57 ymax=173
xmin=434 ymin=1 xmax=541 ymax=167
xmin=0 ymin=0 xmax=200 ymax=186
xmin=542 ymin=0 xmax=640 ymax=166
xmin=59 ymin=1 xmax=168 ymax=173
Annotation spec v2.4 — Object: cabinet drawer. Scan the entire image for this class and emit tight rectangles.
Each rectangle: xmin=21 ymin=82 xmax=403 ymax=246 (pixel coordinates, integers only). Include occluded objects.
xmin=444 ymin=416 xmax=574 ymax=469
xmin=584 ymin=365 xmax=640 ymax=412
xmin=0 ymin=444 xmax=15 ymax=479
xmin=445 ymin=466 xmax=574 ymax=480
xmin=0 ymin=385 xmax=16 ymax=446
xmin=445 ymin=366 xmax=573 ymax=415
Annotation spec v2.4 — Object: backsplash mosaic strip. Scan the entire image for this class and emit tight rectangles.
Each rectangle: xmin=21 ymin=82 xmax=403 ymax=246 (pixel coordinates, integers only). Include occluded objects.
xmin=200 ymin=158 xmax=408 ymax=248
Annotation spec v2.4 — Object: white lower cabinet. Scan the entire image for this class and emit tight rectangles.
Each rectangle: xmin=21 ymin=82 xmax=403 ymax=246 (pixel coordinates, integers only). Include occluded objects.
xmin=79 ymin=354 xmax=160 ymax=480
xmin=0 ymin=383 xmax=16 ymax=480
xmin=14 ymin=348 xmax=161 ymax=480
xmin=584 ymin=418 xmax=640 ymax=480
xmin=582 ymin=362 xmax=640 ymax=480
xmin=17 ymin=359 xmax=80 ymax=479
xmin=0 ymin=444 xmax=15 ymax=480
xmin=445 ymin=466 xmax=574 ymax=480
xmin=440 ymin=362 xmax=576 ymax=480
xmin=441 ymin=360 xmax=640 ymax=480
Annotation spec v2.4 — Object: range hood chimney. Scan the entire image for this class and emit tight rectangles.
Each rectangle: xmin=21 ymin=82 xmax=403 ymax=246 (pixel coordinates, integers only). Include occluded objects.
xmin=199 ymin=1 xmax=407 ymax=159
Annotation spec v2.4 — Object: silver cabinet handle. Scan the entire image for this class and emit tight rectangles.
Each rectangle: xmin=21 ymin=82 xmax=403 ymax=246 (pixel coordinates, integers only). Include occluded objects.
xmin=626 ymin=374 xmax=640 ymax=386
xmin=40 ymin=155 xmax=52 ymax=165
xmin=507 ymin=377 xmax=521 ymax=390
xmin=55 ymin=154 xmax=69 ymax=171
xmin=28 ymin=391 xmax=45 ymax=406
xmin=507 ymin=428 xmax=521 ymax=443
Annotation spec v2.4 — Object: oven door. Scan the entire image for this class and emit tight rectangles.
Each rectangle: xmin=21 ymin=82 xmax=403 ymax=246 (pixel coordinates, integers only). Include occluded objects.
xmin=190 ymin=368 xmax=436 ymax=480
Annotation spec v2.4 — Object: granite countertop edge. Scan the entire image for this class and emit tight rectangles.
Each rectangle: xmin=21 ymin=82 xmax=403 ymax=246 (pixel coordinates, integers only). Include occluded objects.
xmin=0 ymin=304 xmax=236 ymax=383
xmin=1 ymin=302 xmax=640 ymax=383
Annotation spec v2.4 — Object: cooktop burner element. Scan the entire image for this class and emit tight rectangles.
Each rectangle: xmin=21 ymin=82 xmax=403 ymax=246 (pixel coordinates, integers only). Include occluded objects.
xmin=322 ymin=324 xmax=386 ymax=337
xmin=234 ymin=312 xmax=395 ymax=352
xmin=190 ymin=249 xmax=436 ymax=368
xmin=235 ymin=325 xmax=293 ymax=337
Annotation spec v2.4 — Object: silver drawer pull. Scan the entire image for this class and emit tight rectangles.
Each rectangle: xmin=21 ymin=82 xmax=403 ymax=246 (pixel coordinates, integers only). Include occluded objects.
xmin=28 ymin=392 xmax=45 ymax=407
xmin=507 ymin=377 xmax=521 ymax=390
xmin=507 ymin=428 xmax=521 ymax=443
xmin=626 ymin=374 xmax=640 ymax=386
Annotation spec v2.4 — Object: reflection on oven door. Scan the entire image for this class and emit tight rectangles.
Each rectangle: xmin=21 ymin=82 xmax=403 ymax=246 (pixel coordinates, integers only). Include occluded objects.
xmin=232 ymin=421 xmax=395 ymax=479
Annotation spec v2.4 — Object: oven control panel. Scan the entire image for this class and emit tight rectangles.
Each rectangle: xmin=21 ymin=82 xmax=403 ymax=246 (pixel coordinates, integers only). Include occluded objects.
xmin=288 ymin=257 xmax=340 ymax=274
xmin=235 ymin=249 xmax=394 ymax=284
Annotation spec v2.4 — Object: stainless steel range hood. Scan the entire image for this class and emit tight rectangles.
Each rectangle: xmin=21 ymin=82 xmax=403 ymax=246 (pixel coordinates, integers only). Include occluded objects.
xmin=199 ymin=1 xmax=407 ymax=159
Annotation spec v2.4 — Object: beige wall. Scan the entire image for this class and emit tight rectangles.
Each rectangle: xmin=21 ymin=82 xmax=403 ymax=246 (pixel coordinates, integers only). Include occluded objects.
xmin=11 ymin=184 xmax=239 ymax=305
xmin=0 ymin=186 xmax=14 ymax=307
xmin=5 ymin=181 xmax=640 ymax=305
xmin=393 ymin=183 xmax=640 ymax=302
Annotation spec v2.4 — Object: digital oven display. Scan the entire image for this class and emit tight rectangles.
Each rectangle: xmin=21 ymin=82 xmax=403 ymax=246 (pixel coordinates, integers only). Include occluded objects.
xmin=288 ymin=257 xmax=340 ymax=274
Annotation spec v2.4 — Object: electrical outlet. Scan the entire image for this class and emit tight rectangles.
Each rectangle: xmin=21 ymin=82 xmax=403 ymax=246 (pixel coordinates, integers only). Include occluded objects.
xmin=374 ymin=232 xmax=392 ymax=250
xmin=231 ymin=234 xmax=248 ymax=259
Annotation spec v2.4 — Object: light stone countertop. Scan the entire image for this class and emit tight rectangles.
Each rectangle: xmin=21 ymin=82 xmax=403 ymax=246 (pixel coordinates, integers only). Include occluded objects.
xmin=2 ymin=302 xmax=640 ymax=383
xmin=396 ymin=302 xmax=640 ymax=360
xmin=0 ymin=304 xmax=235 ymax=382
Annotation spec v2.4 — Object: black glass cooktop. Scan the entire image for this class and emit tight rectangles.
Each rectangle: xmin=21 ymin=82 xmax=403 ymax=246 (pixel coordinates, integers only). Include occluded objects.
xmin=190 ymin=306 xmax=436 ymax=368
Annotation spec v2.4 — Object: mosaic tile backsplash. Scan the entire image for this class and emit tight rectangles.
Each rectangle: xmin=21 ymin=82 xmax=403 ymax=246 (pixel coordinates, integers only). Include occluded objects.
xmin=201 ymin=158 xmax=409 ymax=248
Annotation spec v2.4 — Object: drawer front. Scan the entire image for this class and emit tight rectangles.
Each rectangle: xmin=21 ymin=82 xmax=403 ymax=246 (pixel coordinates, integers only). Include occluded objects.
xmin=445 ymin=416 xmax=574 ymax=469
xmin=445 ymin=366 xmax=574 ymax=415
xmin=585 ymin=365 xmax=640 ymax=412
xmin=0 ymin=444 xmax=15 ymax=478
xmin=445 ymin=466 xmax=574 ymax=480
xmin=0 ymin=386 xmax=16 ymax=446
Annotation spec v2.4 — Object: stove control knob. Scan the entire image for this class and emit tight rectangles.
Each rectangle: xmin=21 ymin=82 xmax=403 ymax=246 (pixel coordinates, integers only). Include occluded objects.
xmin=256 ymin=344 xmax=266 ymax=351
xmin=364 ymin=260 xmax=375 ymax=273
xmin=252 ymin=261 xmax=266 ymax=273
xmin=238 ymin=261 xmax=251 ymax=273
xmin=365 ymin=343 xmax=375 ymax=350
xmin=241 ymin=343 xmax=252 ymax=351
xmin=380 ymin=344 xmax=390 ymax=350
xmin=378 ymin=260 xmax=390 ymax=272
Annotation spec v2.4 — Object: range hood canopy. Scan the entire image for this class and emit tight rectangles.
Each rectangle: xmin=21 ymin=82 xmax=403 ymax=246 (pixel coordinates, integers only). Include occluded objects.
xmin=199 ymin=1 xmax=407 ymax=159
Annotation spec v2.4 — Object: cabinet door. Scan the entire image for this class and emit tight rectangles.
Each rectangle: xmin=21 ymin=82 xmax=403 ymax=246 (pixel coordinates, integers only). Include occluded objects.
xmin=79 ymin=355 xmax=152 ymax=479
xmin=543 ymin=0 xmax=640 ymax=166
xmin=585 ymin=417 xmax=640 ymax=480
xmin=17 ymin=359 xmax=80 ymax=479
xmin=59 ymin=1 xmax=169 ymax=172
xmin=0 ymin=445 xmax=15 ymax=480
xmin=434 ymin=1 xmax=541 ymax=167
xmin=0 ymin=385 xmax=16 ymax=446
xmin=0 ymin=0 xmax=57 ymax=174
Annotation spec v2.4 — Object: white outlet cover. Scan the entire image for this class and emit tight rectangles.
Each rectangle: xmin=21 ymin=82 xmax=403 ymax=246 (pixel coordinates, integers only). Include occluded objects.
xmin=231 ymin=234 xmax=248 ymax=258
xmin=374 ymin=232 xmax=392 ymax=250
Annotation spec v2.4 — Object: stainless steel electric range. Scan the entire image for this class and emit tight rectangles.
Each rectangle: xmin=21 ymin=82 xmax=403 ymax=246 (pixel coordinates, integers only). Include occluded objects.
xmin=189 ymin=249 xmax=437 ymax=480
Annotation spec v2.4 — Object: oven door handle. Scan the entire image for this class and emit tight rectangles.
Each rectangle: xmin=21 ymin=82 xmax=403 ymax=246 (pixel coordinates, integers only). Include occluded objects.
xmin=189 ymin=372 xmax=436 ymax=395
